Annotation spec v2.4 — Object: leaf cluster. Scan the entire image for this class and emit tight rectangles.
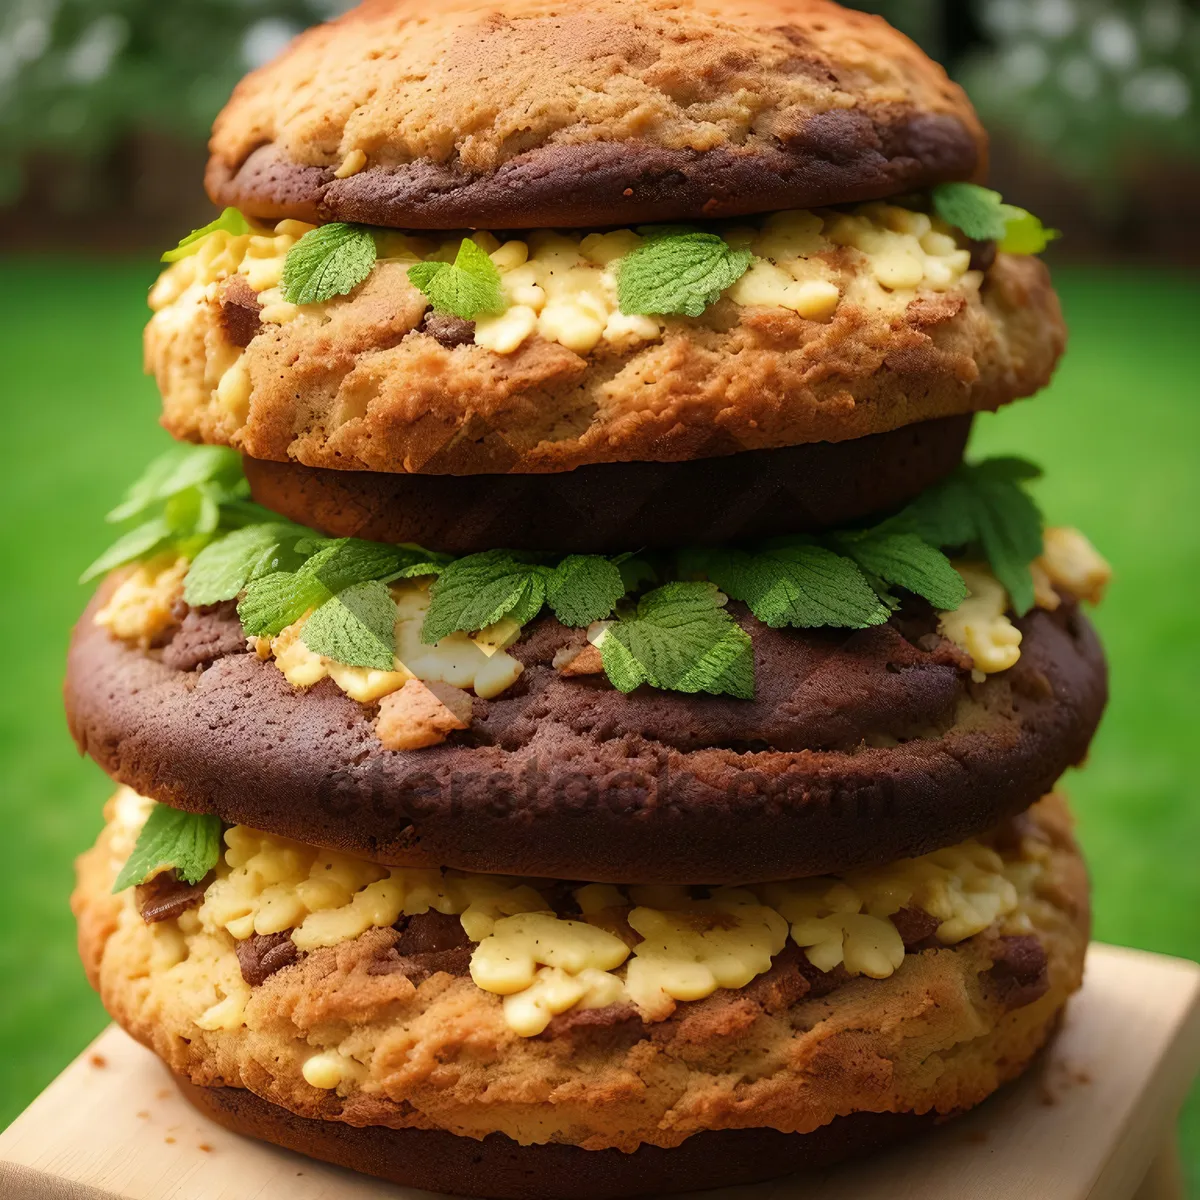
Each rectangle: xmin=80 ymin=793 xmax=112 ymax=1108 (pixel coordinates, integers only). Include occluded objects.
xmin=931 ymin=183 xmax=1060 ymax=255
xmin=112 ymin=803 xmax=222 ymax=893
xmin=407 ymin=238 xmax=506 ymax=320
xmin=86 ymin=450 xmax=1046 ymax=699
xmin=81 ymin=445 xmax=254 ymax=583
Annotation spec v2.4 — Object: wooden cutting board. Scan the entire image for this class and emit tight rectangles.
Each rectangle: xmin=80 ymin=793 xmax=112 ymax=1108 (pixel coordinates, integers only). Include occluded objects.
xmin=2 ymin=943 xmax=1197 ymax=1200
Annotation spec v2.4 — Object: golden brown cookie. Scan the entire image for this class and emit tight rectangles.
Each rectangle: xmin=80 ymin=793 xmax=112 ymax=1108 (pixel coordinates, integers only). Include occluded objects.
xmin=74 ymin=794 xmax=1089 ymax=1198
xmin=205 ymin=0 xmax=986 ymax=231
xmin=147 ymin=209 xmax=1063 ymax=475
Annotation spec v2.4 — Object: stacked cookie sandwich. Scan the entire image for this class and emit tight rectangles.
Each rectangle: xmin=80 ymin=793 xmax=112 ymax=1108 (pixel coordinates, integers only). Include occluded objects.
xmin=67 ymin=1 xmax=1112 ymax=1195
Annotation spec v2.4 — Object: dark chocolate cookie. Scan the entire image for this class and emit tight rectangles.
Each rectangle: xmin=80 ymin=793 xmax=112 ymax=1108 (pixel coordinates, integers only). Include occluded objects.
xmin=179 ymin=1080 xmax=940 ymax=1199
xmin=65 ymin=586 xmax=1107 ymax=884
xmin=242 ymin=416 xmax=972 ymax=555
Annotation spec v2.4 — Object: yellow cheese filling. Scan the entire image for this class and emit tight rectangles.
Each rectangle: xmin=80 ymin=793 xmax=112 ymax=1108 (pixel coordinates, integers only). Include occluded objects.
xmin=254 ymin=578 xmax=524 ymax=704
xmin=147 ymin=201 xmax=978 ymax=378
xmin=937 ymin=532 xmax=1110 ymax=680
xmin=110 ymin=789 xmax=1056 ymax=1044
xmin=94 ymin=554 xmax=189 ymax=647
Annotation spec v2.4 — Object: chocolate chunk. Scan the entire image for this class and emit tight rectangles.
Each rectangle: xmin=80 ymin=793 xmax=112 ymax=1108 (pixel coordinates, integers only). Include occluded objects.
xmin=160 ymin=602 xmax=248 ymax=672
xmin=540 ymin=1003 xmax=645 ymax=1040
xmin=219 ymin=275 xmax=263 ymax=348
xmin=890 ymin=907 xmax=941 ymax=951
xmin=739 ymin=944 xmax=814 ymax=1013
xmin=135 ymin=871 xmax=213 ymax=923
xmin=985 ymin=934 xmax=1049 ymax=1011
xmin=419 ymin=312 xmax=475 ymax=348
xmin=968 ymin=239 xmax=998 ymax=274
xmin=383 ymin=946 xmax=474 ymax=984
xmin=236 ymin=932 xmax=300 ymax=986
xmin=393 ymin=910 xmax=471 ymax=956
xmin=368 ymin=913 xmax=475 ymax=983
xmin=794 ymin=952 xmax=852 ymax=999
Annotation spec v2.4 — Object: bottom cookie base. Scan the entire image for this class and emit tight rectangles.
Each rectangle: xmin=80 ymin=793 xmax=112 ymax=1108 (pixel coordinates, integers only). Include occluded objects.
xmin=176 ymin=1077 xmax=949 ymax=1199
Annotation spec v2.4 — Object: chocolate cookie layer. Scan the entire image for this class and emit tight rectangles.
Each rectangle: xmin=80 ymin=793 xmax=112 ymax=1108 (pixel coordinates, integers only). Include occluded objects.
xmin=243 ymin=416 xmax=972 ymax=554
xmin=206 ymin=0 xmax=985 ymax=231
xmin=65 ymin=586 xmax=1107 ymax=884
xmin=179 ymin=1083 xmax=938 ymax=1199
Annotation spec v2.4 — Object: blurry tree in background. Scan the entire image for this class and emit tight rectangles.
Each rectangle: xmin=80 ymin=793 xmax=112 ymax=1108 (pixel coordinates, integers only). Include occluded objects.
xmin=0 ymin=0 xmax=350 ymax=245
xmin=959 ymin=0 xmax=1200 ymax=256
xmin=962 ymin=0 xmax=1199 ymax=192
xmin=0 ymin=0 xmax=1198 ymax=256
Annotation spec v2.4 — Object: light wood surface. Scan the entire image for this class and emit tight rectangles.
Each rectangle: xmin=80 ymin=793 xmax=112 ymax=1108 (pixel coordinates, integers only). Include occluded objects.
xmin=1 ymin=943 xmax=1197 ymax=1200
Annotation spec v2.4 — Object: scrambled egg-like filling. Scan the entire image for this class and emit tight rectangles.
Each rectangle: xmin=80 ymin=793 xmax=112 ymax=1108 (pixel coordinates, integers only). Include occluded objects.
xmin=94 ymin=554 xmax=189 ymax=647
xmin=111 ymin=788 xmax=1055 ymax=1045
xmin=939 ymin=563 xmax=1024 ymax=680
xmin=258 ymin=578 xmax=524 ymax=705
xmin=937 ymin=531 xmax=1110 ymax=680
xmin=147 ymin=201 xmax=976 ymax=381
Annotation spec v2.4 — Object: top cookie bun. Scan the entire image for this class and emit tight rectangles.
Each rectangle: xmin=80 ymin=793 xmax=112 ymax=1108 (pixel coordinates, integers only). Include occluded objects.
xmin=206 ymin=0 xmax=986 ymax=231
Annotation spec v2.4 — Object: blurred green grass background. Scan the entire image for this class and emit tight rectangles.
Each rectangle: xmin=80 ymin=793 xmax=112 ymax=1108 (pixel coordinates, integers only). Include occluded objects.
xmin=0 ymin=259 xmax=1197 ymax=1188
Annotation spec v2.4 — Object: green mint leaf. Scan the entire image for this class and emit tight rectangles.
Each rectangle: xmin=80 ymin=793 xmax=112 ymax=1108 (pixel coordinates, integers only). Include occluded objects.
xmin=300 ymin=538 xmax=406 ymax=595
xmin=238 ymin=537 xmax=406 ymax=637
xmin=391 ymin=557 xmax=451 ymax=580
xmin=546 ymin=556 xmax=626 ymax=627
xmin=281 ymin=223 xmax=377 ymax=305
xmin=238 ymin=571 xmax=326 ymax=638
xmin=931 ymin=182 xmax=1008 ymax=241
xmin=183 ymin=523 xmax=306 ymax=607
xmin=971 ymin=456 xmax=1044 ymax=485
xmin=507 ymin=580 xmax=550 ymax=627
xmin=164 ymin=484 xmax=221 ymax=538
xmin=421 ymin=551 xmax=547 ymax=644
xmin=831 ymin=531 xmax=968 ymax=612
xmin=617 ymin=232 xmax=753 ymax=318
xmin=616 ymin=554 xmax=659 ymax=593
xmin=599 ymin=582 xmax=754 ymax=699
xmin=997 ymin=208 xmax=1059 ymax=255
xmin=971 ymin=481 xmax=1044 ymax=617
xmin=112 ymin=804 xmax=222 ymax=892
xmin=890 ymin=458 xmax=1045 ymax=616
xmin=84 ymin=446 xmax=249 ymax=585
xmin=698 ymin=543 xmax=891 ymax=630
xmin=407 ymin=238 xmax=506 ymax=320
xmin=107 ymin=445 xmax=243 ymax=524
xmin=893 ymin=475 xmax=979 ymax=550
xmin=301 ymin=580 xmax=397 ymax=669
xmin=80 ymin=517 xmax=172 ymax=583
xmin=161 ymin=208 xmax=250 ymax=263
xmin=931 ymin=183 xmax=1059 ymax=255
